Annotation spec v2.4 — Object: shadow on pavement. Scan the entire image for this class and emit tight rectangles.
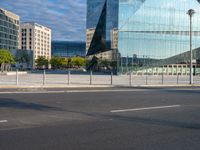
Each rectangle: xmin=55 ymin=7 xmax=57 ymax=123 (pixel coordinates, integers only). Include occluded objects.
xmin=0 ymin=98 xmax=61 ymax=111
xmin=107 ymin=114 xmax=200 ymax=130
xmin=163 ymin=89 xmax=200 ymax=95
xmin=60 ymin=109 xmax=200 ymax=130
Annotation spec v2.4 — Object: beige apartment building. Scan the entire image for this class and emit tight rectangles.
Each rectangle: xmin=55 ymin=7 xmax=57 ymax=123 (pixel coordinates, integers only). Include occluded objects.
xmin=86 ymin=27 xmax=118 ymax=61
xmin=111 ymin=28 xmax=118 ymax=50
xmin=19 ymin=22 xmax=51 ymax=61
xmin=0 ymin=8 xmax=20 ymax=50
xmin=86 ymin=28 xmax=95 ymax=52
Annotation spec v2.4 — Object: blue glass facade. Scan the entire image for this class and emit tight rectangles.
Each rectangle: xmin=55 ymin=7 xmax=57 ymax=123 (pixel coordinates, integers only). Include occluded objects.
xmin=52 ymin=41 xmax=86 ymax=58
xmin=87 ymin=0 xmax=118 ymax=40
xmin=87 ymin=0 xmax=118 ymax=55
xmin=87 ymin=0 xmax=200 ymax=73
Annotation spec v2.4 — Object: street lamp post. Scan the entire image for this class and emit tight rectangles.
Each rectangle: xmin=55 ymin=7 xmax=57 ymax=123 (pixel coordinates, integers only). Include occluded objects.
xmin=187 ymin=9 xmax=195 ymax=85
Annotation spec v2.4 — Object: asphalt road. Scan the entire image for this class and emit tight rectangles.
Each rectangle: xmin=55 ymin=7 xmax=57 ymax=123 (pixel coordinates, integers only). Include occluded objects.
xmin=0 ymin=88 xmax=200 ymax=150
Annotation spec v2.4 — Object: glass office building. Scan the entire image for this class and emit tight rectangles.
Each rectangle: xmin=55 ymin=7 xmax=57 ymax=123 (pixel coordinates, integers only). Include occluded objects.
xmin=52 ymin=41 xmax=86 ymax=58
xmin=0 ymin=8 xmax=20 ymax=50
xmin=87 ymin=0 xmax=200 ymax=74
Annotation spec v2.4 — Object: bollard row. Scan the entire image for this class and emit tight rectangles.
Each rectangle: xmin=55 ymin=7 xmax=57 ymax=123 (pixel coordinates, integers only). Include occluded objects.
xmin=12 ymin=69 xmax=196 ymax=86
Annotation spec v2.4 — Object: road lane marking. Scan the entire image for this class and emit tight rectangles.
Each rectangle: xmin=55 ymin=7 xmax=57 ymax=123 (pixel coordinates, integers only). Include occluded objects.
xmin=0 ymin=120 xmax=8 ymax=123
xmin=110 ymin=105 xmax=181 ymax=113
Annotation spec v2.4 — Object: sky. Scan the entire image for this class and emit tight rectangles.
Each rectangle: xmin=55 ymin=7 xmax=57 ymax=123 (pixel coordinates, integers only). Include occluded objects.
xmin=1 ymin=0 xmax=200 ymax=42
xmin=0 ymin=0 xmax=86 ymax=41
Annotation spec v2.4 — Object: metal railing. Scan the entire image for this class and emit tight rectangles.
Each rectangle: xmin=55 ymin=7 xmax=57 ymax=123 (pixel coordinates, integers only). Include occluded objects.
xmin=0 ymin=70 xmax=199 ymax=87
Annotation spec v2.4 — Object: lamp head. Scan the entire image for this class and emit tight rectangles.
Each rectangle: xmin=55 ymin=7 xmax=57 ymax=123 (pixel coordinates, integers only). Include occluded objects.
xmin=187 ymin=9 xmax=195 ymax=16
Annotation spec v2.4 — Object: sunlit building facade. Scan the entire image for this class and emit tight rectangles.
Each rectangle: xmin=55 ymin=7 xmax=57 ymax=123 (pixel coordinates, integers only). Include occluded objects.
xmin=87 ymin=0 xmax=200 ymax=74
xmin=20 ymin=22 xmax=51 ymax=60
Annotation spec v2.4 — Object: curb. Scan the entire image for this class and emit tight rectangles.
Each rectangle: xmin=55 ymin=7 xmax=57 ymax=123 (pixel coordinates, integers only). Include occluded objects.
xmin=0 ymin=85 xmax=114 ymax=89
xmin=0 ymin=84 xmax=200 ymax=89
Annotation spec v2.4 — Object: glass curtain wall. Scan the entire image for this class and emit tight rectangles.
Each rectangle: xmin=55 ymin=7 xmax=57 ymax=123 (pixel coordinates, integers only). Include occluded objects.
xmin=118 ymin=0 xmax=200 ymax=74
xmin=87 ymin=0 xmax=118 ymax=51
xmin=52 ymin=41 xmax=86 ymax=58
xmin=86 ymin=0 xmax=119 ymax=73
xmin=0 ymin=10 xmax=19 ymax=50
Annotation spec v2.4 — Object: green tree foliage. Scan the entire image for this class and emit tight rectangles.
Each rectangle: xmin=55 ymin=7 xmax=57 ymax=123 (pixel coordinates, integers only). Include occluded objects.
xmin=71 ymin=56 xmax=86 ymax=68
xmin=0 ymin=49 xmax=15 ymax=71
xmin=0 ymin=49 xmax=15 ymax=64
xmin=60 ymin=57 xmax=68 ymax=68
xmin=35 ymin=56 xmax=48 ymax=69
xmin=50 ymin=57 xmax=68 ymax=69
xmin=50 ymin=56 xmax=86 ymax=69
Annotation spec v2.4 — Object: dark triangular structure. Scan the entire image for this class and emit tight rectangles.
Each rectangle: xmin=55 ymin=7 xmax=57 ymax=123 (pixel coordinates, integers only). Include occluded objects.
xmin=86 ymin=56 xmax=99 ymax=71
xmin=87 ymin=0 xmax=110 ymax=56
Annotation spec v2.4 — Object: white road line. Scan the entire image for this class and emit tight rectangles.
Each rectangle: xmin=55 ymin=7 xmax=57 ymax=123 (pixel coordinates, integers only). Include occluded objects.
xmin=0 ymin=120 xmax=8 ymax=123
xmin=110 ymin=105 xmax=181 ymax=113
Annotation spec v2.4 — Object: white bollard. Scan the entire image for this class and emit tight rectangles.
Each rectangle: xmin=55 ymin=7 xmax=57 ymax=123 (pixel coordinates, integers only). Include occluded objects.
xmin=68 ymin=70 xmax=70 ymax=85
xmin=16 ymin=69 xmax=19 ymax=85
xmin=129 ymin=72 xmax=132 ymax=86
xmin=111 ymin=71 xmax=113 ymax=85
xmin=177 ymin=74 xmax=179 ymax=85
xmin=146 ymin=69 xmax=148 ymax=85
xmin=43 ymin=70 xmax=46 ymax=86
xmin=162 ymin=66 xmax=164 ymax=85
xmin=90 ymin=70 xmax=92 ymax=85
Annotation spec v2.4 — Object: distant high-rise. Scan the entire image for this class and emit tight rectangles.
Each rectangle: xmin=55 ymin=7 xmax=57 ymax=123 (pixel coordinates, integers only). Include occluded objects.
xmin=52 ymin=41 xmax=86 ymax=58
xmin=19 ymin=22 xmax=51 ymax=60
xmin=0 ymin=8 xmax=20 ymax=50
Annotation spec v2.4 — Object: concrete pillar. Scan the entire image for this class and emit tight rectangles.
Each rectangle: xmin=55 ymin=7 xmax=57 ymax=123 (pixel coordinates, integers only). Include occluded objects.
xmin=186 ymin=65 xmax=188 ymax=75
xmin=167 ymin=65 xmax=169 ymax=75
xmin=181 ymin=65 xmax=184 ymax=76
xmin=156 ymin=67 xmax=159 ymax=75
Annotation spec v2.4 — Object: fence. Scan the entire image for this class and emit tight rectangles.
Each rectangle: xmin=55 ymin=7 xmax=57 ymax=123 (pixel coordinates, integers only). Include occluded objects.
xmin=0 ymin=70 xmax=200 ymax=87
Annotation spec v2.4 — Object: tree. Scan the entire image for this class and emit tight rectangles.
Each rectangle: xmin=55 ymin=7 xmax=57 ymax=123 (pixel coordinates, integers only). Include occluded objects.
xmin=50 ymin=57 xmax=68 ymax=69
xmin=0 ymin=49 xmax=15 ymax=72
xmin=60 ymin=57 xmax=68 ymax=69
xmin=35 ymin=56 xmax=48 ymax=69
xmin=71 ymin=56 xmax=86 ymax=68
xmin=50 ymin=57 xmax=60 ymax=69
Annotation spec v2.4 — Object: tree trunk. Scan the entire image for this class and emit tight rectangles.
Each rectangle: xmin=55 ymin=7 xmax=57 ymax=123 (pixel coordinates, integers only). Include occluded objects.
xmin=1 ymin=63 xmax=4 ymax=72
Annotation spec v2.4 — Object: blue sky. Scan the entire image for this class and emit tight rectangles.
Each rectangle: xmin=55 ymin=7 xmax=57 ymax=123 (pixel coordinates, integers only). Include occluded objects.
xmin=0 ymin=0 xmax=86 ymax=41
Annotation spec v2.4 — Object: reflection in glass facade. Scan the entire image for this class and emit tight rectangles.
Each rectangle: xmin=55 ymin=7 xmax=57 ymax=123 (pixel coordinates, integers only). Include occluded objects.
xmin=87 ymin=0 xmax=200 ymax=74
xmin=86 ymin=0 xmax=118 ymax=57
xmin=52 ymin=41 xmax=86 ymax=58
